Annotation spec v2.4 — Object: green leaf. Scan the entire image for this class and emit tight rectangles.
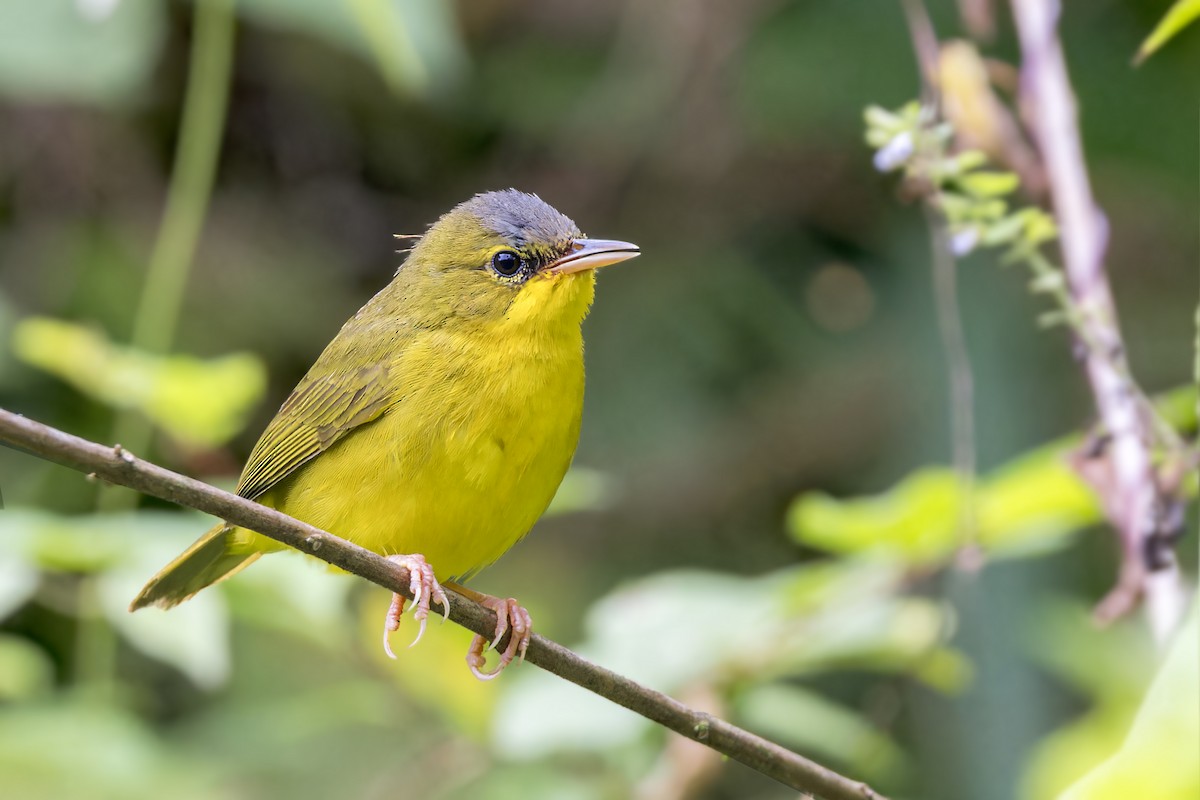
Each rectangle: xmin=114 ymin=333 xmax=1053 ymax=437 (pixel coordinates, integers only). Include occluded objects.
xmin=12 ymin=316 xmax=266 ymax=447
xmin=0 ymin=508 xmax=236 ymax=688
xmin=736 ymin=683 xmax=905 ymax=782
xmin=957 ymin=170 xmax=1020 ymax=199
xmin=788 ymin=442 xmax=1101 ymax=566
xmin=951 ymin=150 xmax=988 ymax=173
xmin=1019 ymin=603 xmax=1158 ymax=800
xmin=788 ymin=469 xmax=962 ymax=564
xmin=544 ymin=467 xmax=618 ymax=517
xmin=0 ymin=0 xmax=164 ymax=105
xmin=1029 ymin=271 xmax=1066 ymax=294
xmin=979 ymin=212 xmax=1030 ymax=248
xmin=0 ymin=702 xmax=214 ymax=800
xmin=1056 ymin=600 xmax=1200 ymax=800
xmin=1135 ymin=0 xmax=1200 ymax=63
xmin=492 ymin=560 xmax=966 ymax=759
xmin=1020 ymin=208 xmax=1059 ymax=246
xmin=0 ymin=635 xmax=54 ymax=701
xmin=237 ymin=0 xmax=467 ymax=96
xmin=864 ymin=105 xmax=904 ymax=134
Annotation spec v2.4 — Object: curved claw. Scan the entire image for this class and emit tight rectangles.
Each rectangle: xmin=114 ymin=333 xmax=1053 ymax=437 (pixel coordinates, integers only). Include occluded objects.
xmin=380 ymin=554 xmax=448 ymax=658
xmin=409 ymin=616 xmax=428 ymax=648
xmin=465 ymin=596 xmax=532 ymax=681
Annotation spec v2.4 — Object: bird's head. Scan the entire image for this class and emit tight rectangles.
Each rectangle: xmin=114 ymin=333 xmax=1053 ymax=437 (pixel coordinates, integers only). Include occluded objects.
xmin=396 ymin=190 xmax=639 ymax=328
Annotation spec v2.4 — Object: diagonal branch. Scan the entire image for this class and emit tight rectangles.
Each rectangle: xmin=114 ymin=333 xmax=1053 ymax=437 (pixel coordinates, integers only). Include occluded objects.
xmin=0 ymin=408 xmax=886 ymax=800
xmin=1010 ymin=0 xmax=1187 ymax=641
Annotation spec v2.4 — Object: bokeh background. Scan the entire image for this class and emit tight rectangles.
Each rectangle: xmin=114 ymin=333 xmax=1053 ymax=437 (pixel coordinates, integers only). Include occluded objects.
xmin=0 ymin=1 xmax=1197 ymax=799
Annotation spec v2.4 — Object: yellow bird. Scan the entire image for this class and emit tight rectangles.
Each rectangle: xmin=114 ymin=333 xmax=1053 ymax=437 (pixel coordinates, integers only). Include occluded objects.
xmin=130 ymin=190 xmax=639 ymax=679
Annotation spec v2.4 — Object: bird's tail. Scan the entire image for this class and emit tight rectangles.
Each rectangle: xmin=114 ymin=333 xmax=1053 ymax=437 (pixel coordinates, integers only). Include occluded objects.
xmin=129 ymin=523 xmax=262 ymax=611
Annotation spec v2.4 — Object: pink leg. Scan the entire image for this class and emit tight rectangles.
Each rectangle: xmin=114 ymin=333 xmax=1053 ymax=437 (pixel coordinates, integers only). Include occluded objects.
xmin=381 ymin=554 xmax=450 ymax=659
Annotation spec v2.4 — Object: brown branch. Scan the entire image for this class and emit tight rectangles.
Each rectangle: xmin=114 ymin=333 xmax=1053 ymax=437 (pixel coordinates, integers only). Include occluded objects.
xmin=1009 ymin=0 xmax=1187 ymax=641
xmin=0 ymin=408 xmax=887 ymax=800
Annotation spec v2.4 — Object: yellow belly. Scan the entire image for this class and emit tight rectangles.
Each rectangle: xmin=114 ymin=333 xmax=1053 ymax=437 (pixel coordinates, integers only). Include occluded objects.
xmin=241 ymin=328 xmax=585 ymax=581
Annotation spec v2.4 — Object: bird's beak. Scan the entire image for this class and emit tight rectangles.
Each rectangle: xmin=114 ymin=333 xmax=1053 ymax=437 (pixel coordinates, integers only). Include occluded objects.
xmin=545 ymin=238 xmax=640 ymax=275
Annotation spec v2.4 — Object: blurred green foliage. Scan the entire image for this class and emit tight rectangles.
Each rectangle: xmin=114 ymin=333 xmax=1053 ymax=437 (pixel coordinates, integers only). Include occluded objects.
xmin=1054 ymin=600 xmax=1199 ymax=800
xmin=1136 ymin=0 xmax=1200 ymax=63
xmin=14 ymin=317 xmax=266 ymax=447
xmin=0 ymin=1 xmax=1197 ymax=799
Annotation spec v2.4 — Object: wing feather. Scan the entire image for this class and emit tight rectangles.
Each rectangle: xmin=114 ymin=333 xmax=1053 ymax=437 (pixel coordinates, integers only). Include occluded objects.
xmin=235 ymin=362 xmax=393 ymax=500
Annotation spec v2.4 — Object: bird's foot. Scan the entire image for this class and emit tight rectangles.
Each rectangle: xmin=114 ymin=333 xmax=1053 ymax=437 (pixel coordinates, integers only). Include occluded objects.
xmin=382 ymin=554 xmax=449 ymax=659
xmin=462 ymin=593 xmax=532 ymax=681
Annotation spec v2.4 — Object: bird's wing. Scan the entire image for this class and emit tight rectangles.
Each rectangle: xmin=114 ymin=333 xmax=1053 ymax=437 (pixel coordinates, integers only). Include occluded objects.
xmin=235 ymin=361 xmax=394 ymax=500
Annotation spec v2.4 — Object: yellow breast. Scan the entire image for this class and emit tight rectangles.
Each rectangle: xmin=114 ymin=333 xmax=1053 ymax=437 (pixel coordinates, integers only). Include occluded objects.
xmin=259 ymin=271 xmax=593 ymax=581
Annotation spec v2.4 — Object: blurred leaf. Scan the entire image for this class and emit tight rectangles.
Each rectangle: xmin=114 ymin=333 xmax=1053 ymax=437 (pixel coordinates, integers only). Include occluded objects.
xmin=237 ymin=0 xmax=466 ymax=95
xmin=957 ymin=170 xmax=1020 ymax=198
xmin=359 ymin=590 xmax=497 ymax=738
xmin=1135 ymin=0 xmax=1200 ymax=63
xmin=0 ymin=635 xmax=54 ymax=701
xmin=789 ymin=441 xmax=1099 ymax=566
xmin=544 ymin=467 xmax=618 ymax=516
xmin=13 ymin=316 xmax=266 ymax=447
xmin=1019 ymin=603 xmax=1156 ymax=800
xmin=1055 ymin=600 xmax=1199 ymax=800
xmin=447 ymin=761 xmax=616 ymax=800
xmin=0 ymin=0 xmax=164 ymax=105
xmin=102 ymin=575 xmax=233 ymax=691
xmin=0 ymin=557 xmax=40 ymax=620
xmin=789 ymin=469 xmax=961 ymax=564
xmin=775 ymin=559 xmax=971 ymax=692
xmin=735 ymin=682 xmax=905 ymax=783
xmin=1155 ymin=385 xmax=1199 ymax=432
xmin=0 ymin=508 xmax=236 ymax=688
xmin=0 ymin=702 xmax=215 ymax=800
xmin=493 ymin=560 xmax=964 ymax=759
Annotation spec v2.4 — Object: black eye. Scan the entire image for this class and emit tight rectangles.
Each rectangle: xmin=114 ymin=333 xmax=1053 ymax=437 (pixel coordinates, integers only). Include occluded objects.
xmin=491 ymin=250 xmax=524 ymax=278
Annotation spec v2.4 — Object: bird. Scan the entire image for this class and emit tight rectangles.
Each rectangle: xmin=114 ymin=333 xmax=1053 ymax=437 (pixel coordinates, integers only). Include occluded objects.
xmin=130 ymin=189 xmax=640 ymax=679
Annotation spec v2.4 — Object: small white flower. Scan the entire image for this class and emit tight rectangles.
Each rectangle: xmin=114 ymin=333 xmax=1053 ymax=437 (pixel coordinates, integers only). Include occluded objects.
xmin=950 ymin=227 xmax=979 ymax=257
xmin=873 ymin=131 xmax=914 ymax=172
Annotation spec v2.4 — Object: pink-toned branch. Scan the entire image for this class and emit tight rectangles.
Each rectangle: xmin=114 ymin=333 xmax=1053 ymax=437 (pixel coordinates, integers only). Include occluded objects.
xmin=1010 ymin=0 xmax=1187 ymax=641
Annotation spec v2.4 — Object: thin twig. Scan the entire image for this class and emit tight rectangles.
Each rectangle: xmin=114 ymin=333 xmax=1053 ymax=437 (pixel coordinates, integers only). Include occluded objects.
xmin=926 ymin=207 xmax=980 ymax=556
xmin=0 ymin=408 xmax=887 ymax=800
xmin=901 ymin=0 xmax=981 ymax=554
xmin=1010 ymin=0 xmax=1186 ymax=642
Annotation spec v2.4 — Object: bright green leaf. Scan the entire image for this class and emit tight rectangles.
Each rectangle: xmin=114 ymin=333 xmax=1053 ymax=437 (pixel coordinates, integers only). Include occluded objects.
xmin=1056 ymin=601 xmax=1200 ymax=800
xmin=788 ymin=469 xmax=962 ymax=564
xmin=1135 ymin=0 xmax=1200 ymax=63
xmin=12 ymin=316 xmax=266 ymax=447
xmin=951 ymin=150 xmax=988 ymax=173
xmin=1019 ymin=603 xmax=1156 ymax=800
xmin=788 ymin=442 xmax=1101 ymax=566
xmin=958 ymin=170 xmax=1020 ymax=198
